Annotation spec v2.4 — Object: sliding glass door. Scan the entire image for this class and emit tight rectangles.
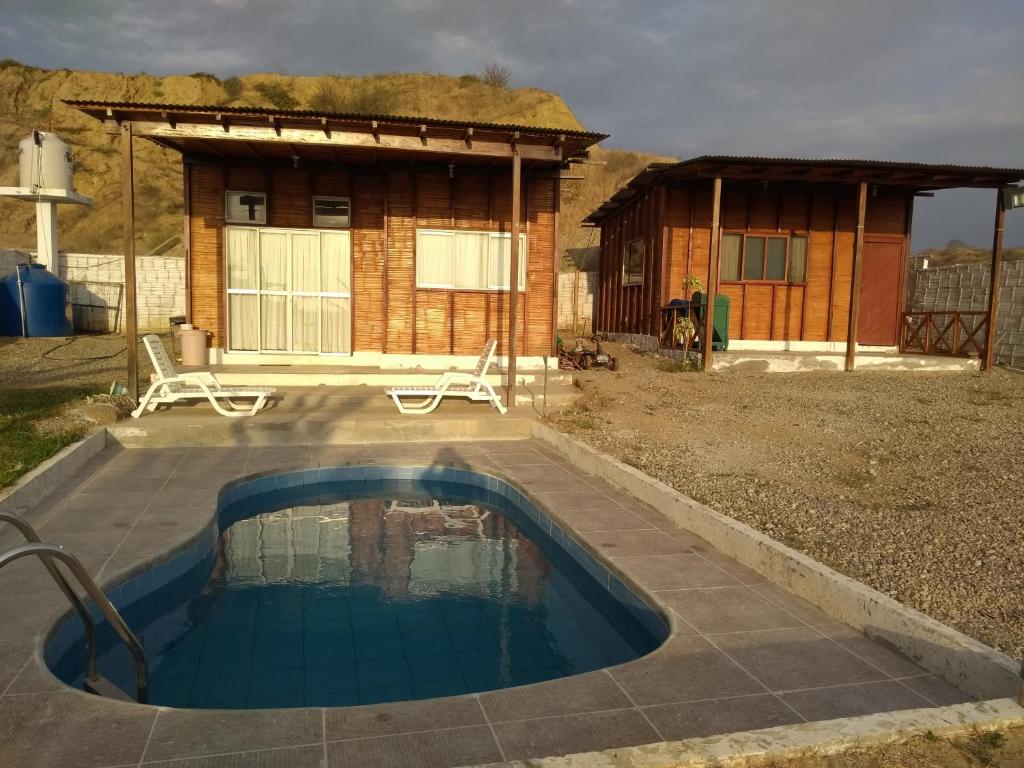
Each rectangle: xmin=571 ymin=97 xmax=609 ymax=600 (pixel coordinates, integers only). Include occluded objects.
xmin=226 ymin=226 xmax=351 ymax=355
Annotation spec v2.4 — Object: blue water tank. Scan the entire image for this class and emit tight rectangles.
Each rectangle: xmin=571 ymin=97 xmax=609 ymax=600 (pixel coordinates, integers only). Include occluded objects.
xmin=0 ymin=264 xmax=73 ymax=337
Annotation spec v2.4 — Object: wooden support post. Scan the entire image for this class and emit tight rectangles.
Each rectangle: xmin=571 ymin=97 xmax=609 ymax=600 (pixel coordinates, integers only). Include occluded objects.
xmin=121 ymin=122 xmax=139 ymax=402
xmin=983 ymin=187 xmax=1006 ymax=371
xmin=845 ymin=181 xmax=868 ymax=371
xmin=702 ymin=176 xmax=722 ymax=372
xmin=506 ymin=145 xmax=522 ymax=409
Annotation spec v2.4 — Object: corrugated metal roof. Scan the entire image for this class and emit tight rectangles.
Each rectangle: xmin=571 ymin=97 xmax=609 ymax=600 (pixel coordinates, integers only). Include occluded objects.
xmin=63 ymin=99 xmax=607 ymax=140
xmin=584 ymin=155 xmax=1024 ymax=223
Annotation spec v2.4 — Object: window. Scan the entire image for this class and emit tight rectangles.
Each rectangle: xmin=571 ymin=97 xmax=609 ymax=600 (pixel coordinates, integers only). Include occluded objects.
xmin=720 ymin=233 xmax=808 ymax=284
xmin=415 ymin=229 xmax=527 ymax=291
xmin=226 ymin=190 xmax=267 ymax=224
xmin=312 ymin=196 xmax=351 ymax=228
xmin=622 ymin=238 xmax=644 ymax=286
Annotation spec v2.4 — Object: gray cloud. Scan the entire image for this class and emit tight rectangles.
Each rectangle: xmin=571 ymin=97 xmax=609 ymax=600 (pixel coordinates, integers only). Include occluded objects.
xmin=2 ymin=0 xmax=1022 ymax=246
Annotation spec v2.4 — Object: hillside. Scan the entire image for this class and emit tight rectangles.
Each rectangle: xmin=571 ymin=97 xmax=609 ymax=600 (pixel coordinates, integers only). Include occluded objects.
xmin=0 ymin=61 xmax=598 ymax=257
xmin=916 ymin=241 xmax=1024 ymax=266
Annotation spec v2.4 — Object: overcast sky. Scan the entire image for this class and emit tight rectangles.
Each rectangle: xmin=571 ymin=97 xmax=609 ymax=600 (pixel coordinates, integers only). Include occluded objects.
xmin=3 ymin=0 xmax=1022 ymax=247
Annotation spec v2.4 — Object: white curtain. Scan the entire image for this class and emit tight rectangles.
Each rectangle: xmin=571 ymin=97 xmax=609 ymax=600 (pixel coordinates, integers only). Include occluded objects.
xmin=487 ymin=233 xmax=527 ymax=290
xmin=321 ymin=231 xmax=351 ymax=295
xmin=228 ymin=294 xmax=258 ymax=351
xmin=416 ymin=231 xmax=454 ymax=287
xmin=260 ymin=231 xmax=288 ymax=291
xmin=226 ymin=227 xmax=258 ymax=289
xmin=721 ymin=234 xmax=742 ymax=282
xmin=291 ymin=233 xmax=319 ymax=293
xmin=322 ymin=297 xmax=351 ymax=354
xmin=453 ymin=232 xmax=488 ymax=289
xmin=292 ymin=297 xmax=319 ymax=352
xmin=261 ymin=295 xmax=288 ymax=351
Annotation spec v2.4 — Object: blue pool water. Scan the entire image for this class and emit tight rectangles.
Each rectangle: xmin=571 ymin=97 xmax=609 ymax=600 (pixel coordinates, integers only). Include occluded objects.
xmin=47 ymin=468 xmax=667 ymax=709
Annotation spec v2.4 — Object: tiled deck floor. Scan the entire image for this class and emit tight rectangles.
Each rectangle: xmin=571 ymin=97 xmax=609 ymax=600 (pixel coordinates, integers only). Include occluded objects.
xmin=0 ymin=439 xmax=972 ymax=767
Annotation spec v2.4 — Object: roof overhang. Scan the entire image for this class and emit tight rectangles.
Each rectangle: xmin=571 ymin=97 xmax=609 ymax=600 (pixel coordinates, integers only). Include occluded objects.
xmin=584 ymin=156 xmax=1024 ymax=225
xmin=66 ymin=101 xmax=606 ymax=168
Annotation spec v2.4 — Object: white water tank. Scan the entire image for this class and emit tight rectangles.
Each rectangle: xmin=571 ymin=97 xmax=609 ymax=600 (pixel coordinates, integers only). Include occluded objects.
xmin=18 ymin=131 xmax=73 ymax=192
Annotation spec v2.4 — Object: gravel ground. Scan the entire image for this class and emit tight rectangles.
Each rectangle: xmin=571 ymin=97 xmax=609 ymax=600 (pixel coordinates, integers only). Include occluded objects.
xmin=554 ymin=343 xmax=1024 ymax=661
xmin=0 ymin=333 xmax=158 ymax=390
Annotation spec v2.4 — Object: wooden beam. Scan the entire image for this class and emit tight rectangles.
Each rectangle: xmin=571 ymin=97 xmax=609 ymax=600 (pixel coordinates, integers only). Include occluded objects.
xmin=129 ymin=120 xmax=561 ymax=162
xmin=845 ymin=181 xmax=869 ymax=371
xmin=161 ymin=111 xmax=176 ymax=129
xmin=464 ymin=127 xmax=473 ymax=148
xmin=216 ymin=113 xmax=229 ymax=132
xmin=702 ymin=176 xmax=723 ymax=372
xmin=120 ymin=123 xmax=139 ymax=402
xmin=371 ymin=121 xmax=380 ymax=143
xmin=507 ymin=145 xmax=522 ymax=409
xmin=320 ymin=117 xmax=330 ymax=137
xmin=420 ymin=124 xmax=428 ymax=145
xmin=982 ymin=187 xmax=1006 ymax=371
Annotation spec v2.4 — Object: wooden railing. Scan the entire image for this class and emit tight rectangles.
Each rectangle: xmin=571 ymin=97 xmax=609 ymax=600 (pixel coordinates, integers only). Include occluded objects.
xmin=900 ymin=310 xmax=988 ymax=358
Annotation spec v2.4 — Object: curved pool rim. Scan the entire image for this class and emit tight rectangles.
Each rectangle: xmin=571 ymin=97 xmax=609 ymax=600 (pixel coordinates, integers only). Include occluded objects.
xmin=43 ymin=463 xmax=674 ymax=707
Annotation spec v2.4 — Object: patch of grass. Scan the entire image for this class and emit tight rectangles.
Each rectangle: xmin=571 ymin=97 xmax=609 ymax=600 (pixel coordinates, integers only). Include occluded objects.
xmin=221 ymin=76 xmax=244 ymax=101
xmin=0 ymin=387 xmax=91 ymax=488
xmin=254 ymin=82 xmax=299 ymax=110
xmin=955 ymin=729 xmax=1006 ymax=766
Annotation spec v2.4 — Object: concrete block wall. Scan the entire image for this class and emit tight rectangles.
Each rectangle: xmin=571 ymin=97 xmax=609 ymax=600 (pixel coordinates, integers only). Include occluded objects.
xmin=557 ymin=271 xmax=597 ymax=329
xmin=0 ymin=249 xmax=184 ymax=333
xmin=906 ymin=260 xmax=1024 ymax=367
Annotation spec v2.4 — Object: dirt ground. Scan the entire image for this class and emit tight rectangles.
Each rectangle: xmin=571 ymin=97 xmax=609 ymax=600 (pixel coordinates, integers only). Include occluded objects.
xmin=753 ymin=727 xmax=1024 ymax=768
xmin=554 ymin=342 xmax=1024 ymax=661
xmin=0 ymin=333 xmax=157 ymax=390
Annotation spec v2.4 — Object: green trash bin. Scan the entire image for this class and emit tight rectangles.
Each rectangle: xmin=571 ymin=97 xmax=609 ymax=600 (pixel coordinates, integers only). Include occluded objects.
xmin=690 ymin=292 xmax=730 ymax=351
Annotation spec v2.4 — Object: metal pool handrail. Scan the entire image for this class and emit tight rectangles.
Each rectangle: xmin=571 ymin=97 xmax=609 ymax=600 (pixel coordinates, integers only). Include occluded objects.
xmin=0 ymin=514 xmax=148 ymax=703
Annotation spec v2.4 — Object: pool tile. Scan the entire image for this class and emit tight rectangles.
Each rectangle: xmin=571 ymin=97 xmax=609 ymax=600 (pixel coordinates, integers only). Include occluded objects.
xmin=197 ymin=648 xmax=253 ymax=677
xmin=643 ymin=694 xmax=803 ymax=740
xmin=750 ymin=582 xmax=840 ymax=627
xmin=618 ymin=553 xmax=742 ymax=591
xmin=581 ymin=528 xmax=690 ymax=558
xmin=480 ymin=670 xmax=631 ymax=722
xmin=447 ymin=625 xmax=498 ymax=652
xmin=814 ymin=624 xmax=926 ymax=678
xmin=710 ymin=627 xmax=889 ymax=691
xmin=147 ymin=744 xmax=328 ymax=767
xmin=408 ymin=653 xmax=462 ymax=683
xmin=610 ymin=634 xmax=764 ymax=706
xmin=357 ymin=658 xmax=411 ymax=689
xmin=781 ymin=680 xmax=932 ymax=720
xmin=351 ymin=613 xmax=399 ymax=637
xmin=900 ymin=674 xmax=974 ymax=705
xmin=252 ymin=643 xmax=304 ymax=673
xmin=355 ymin=633 xmax=405 ymax=661
xmin=402 ymin=628 xmax=454 ymax=657
xmin=325 ymin=694 xmax=486 ymax=739
xmin=255 ymin=621 xmax=303 ymax=647
xmin=493 ymin=708 xmax=659 ymax=761
xmin=305 ymin=661 xmax=358 ymax=693
xmin=145 ymin=708 xmax=323 ymax=762
xmin=327 ymin=724 xmax=502 ymax=768
xmin=661 ymin=586 xmax=805 ymax=634
xmin=188 ymin=671 xmax=250 ymax=707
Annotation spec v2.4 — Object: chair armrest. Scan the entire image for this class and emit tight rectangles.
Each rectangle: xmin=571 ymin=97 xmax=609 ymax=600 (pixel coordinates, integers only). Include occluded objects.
xmin=177 ymin=370 xmax=221 ymax=388
xmin=437 ymin=371 xmax=475 ymax=386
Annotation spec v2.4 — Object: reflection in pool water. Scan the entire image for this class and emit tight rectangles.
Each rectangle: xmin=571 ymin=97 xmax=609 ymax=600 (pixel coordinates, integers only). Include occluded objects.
xmin=49 ymin=477 xmax=664 ymax=709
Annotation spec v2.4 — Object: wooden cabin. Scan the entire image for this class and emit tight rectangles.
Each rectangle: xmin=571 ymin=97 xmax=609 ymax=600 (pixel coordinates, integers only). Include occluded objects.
xmin=70 ymin=101 xmax=604 ymax=374
xmin=584 ymin=157 xmax=1023 ymax=370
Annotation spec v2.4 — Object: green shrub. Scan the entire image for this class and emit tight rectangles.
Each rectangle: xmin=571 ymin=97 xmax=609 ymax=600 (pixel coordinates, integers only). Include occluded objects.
xmin=307 ymin=81 xmax=344 ymax=112
xmin=254 ymin=82 xmax=299 ymax=110
xmin=190 ymin=71 xmax=220 ymax=83
xmin=222 ymin=76 xmax=244 ymax=101
xmin=346 ymin=83 xmax=394 ymax=115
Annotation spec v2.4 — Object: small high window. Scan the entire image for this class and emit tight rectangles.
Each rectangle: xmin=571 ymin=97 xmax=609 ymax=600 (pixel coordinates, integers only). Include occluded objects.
xmin=313 ymin=196 xmax=351 ymax=228
xmin=720 ymin=233 xmax=808 ymax=284
xmin=226 ymin=191 xmax=267 ymax=224
xmin=622 ymin=238 xmax=644 ymax=286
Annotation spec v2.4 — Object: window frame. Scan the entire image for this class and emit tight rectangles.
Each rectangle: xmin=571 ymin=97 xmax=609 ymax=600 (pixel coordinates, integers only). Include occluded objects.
xmin=622 ymin=237 xmax=645 ymax=287
xmin=225 ymin=190 xmax=268 ymax=225
xmin=720 ymin=231 xmax=809 ymax=285
xmin=311 ymin=195 xmax=352 ymax=228
xmin=414 ymin=228 xmax=527 ymax=292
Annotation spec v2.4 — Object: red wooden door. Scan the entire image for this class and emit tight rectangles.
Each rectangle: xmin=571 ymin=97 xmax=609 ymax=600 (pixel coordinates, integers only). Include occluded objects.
xmin=858 ymin=240 xmax=904 ymax=346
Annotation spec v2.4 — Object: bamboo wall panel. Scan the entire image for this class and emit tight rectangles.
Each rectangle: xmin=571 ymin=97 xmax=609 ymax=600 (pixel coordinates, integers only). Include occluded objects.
xmin=486 ymin=293 xmax=525 ymax=355
xmin=385 ymin=170 xmax=415 ymax=353
xmin=188 ymin=164 xmax=225 ymax=346
xmin=719 ymin=284 xmax=744 ymax=339
xmin=804 ymin=191 xmax=837 ymax=341
xmin=831 ymin=188 xmax=858 ymax=341
xmin=772 ymin=286 xmax=805 ymax=340
xmin=721 ymin=186 xmax=747 ymax=230
xmin=226 ymin=166 xmax=265 ymax=192
xmin=663 ymin=186 xmax=690 ymax=304
xmin=352 ymin=173 xmax=385 ymax=351
xmin=743 ymin=284 xmax=774 ymax=338
xmin=414 ymin=290 xmax=452 ymax=353
xmin=416 ymin=171 xmax=452 ymax=228
xmin=526 ymin=177 xmax=556 ymax=354
xmin=452 ymin=292 xmax=488 ymax=353
xmin=454 ymin=175 xmax=490 ymax=230
xmin=866 ymin=191 xmax=908 ymax=235
xmin=780 ymin=188 xmax=810 ymax=231
xmin=312 ymin=169 xmax=351 ymax=198
xmin=270 ymin=170 xmax=311 ymax=228
xmin=747 ymin=187 xmax=778 ymax=231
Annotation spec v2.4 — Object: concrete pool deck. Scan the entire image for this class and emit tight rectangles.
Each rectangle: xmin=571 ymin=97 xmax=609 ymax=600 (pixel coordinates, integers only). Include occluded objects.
xmin=0 ymin=439 xmax=982 ymax=767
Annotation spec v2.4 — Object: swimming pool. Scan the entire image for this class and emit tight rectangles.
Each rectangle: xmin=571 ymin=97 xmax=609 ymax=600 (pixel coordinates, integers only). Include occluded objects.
xmin=46 ymin=467 xmax=668 ymax=709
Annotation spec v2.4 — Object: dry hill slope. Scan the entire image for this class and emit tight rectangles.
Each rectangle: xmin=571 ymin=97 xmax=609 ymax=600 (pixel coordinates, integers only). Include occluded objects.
xmin=0 ymin=62 xmax=609 ymax=256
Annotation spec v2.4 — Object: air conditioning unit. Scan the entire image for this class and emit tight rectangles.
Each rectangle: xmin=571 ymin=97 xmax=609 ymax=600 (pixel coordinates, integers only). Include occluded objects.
xmin=1003 ymin=185 xmax=1024 ymax=211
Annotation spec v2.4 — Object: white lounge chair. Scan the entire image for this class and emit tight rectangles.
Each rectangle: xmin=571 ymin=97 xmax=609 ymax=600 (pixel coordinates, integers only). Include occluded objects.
xmin=131 ymin=334 xmax=275 ymax=418
xmin=387 ymin=339 xmax=508 ymax=415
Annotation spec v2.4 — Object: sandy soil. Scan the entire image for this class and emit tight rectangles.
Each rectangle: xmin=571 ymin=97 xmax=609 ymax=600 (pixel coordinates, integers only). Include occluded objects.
xmin=554 ymin=342 xmax=1024 ymax=661
xmin=0 ymin=333 xmax=158 ymax=390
